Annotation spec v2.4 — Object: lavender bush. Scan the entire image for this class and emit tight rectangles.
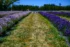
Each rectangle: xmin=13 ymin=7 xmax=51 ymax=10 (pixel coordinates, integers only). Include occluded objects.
xmin=0 ymin=11 xmax=22 ymax=18
xmin=48 ymin=11 xmax=70 ymax=17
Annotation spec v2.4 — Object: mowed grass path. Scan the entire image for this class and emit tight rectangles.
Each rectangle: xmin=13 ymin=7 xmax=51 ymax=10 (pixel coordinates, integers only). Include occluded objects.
xmin=0 ymin=12 xmax=68 ymax=47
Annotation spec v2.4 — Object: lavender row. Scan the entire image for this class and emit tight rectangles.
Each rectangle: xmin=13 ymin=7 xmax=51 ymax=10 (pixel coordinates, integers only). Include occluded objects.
xmin=0 ymin=11 xmax=23 ymax=18
xmin=0 ymin=11 xmax=30 ymax=34
xmin=39 ymin=12 xmax=70 ymax=36
xmin=48 ymin=11 xmax=70 ymax=17
xmin=0 ymin=11 xmax=22 ymax=15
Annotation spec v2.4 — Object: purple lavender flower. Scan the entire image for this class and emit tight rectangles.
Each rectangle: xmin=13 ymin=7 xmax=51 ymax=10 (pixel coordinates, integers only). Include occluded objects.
xmin=64 ymin=29 xmax=70 ymax=36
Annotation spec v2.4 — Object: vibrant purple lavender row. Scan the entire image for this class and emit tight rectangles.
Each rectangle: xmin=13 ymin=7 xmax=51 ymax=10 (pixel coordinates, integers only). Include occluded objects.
xmin=40 ymin=12 xmax=70 ymax=36
xmin=48 ymin=11 xmax=70 ymax=17
xmin=0 ymin=11 xmax=30 ymax=34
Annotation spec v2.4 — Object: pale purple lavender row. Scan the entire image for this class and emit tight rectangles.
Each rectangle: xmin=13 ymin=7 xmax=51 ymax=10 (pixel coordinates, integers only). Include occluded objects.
xmin=40 ymin=12 xmax=70 ymax=36
xmin=0 ymin=11 xmax=30 ymax=34
xmin=0 ymin=11 xmax=23 ymax=18
xmin=48 ymin=11 xmax=70 ymax=17
xmin=0 ymin=11 xmax=23 ymax=15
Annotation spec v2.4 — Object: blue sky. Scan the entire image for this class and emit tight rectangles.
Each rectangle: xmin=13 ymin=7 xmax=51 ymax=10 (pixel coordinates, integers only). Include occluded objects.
xmin=15 ymin=0 xmax=70 ymax=6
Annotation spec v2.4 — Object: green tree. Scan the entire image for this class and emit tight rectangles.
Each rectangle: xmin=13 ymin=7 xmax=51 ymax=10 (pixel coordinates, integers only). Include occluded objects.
xmin=0 ymin=0 xmax=19 ymax=11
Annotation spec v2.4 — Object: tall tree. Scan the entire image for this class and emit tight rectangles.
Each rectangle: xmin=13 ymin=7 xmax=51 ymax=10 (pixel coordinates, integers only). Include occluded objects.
xmin=0 ymin=0 xmax=19 ymax=11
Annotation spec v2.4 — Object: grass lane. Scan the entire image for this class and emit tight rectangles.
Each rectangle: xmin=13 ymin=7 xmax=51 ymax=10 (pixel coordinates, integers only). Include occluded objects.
xmin=0 ymin=12 xmax=68 ymax=47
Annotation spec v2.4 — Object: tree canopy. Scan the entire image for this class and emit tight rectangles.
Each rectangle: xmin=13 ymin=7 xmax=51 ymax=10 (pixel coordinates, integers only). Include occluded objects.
xmin=0 ymin=0 xmax=18 ymax=10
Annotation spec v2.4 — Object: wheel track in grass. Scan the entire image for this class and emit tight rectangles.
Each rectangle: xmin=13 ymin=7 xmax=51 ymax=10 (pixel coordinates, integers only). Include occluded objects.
xmin=0 ymin=12 xmax=68 ymax=47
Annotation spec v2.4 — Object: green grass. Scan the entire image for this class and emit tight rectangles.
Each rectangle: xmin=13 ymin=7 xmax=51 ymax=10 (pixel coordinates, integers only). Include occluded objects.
xmin=0 ymin=12 xmax=68 ymax=47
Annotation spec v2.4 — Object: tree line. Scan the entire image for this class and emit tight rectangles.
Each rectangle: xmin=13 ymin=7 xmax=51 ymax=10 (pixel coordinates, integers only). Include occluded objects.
xmin=0 ymin=0 xmax=70 ymax=11
xmin=10 ymin=4 xmax=70 ymax=11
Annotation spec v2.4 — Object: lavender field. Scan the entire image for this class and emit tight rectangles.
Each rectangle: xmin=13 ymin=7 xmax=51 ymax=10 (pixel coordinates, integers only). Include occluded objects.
xmin=0 ymin=0 xmax=70 ymax=47
xmin=0 ymin=11 xmax=70 ymax=47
